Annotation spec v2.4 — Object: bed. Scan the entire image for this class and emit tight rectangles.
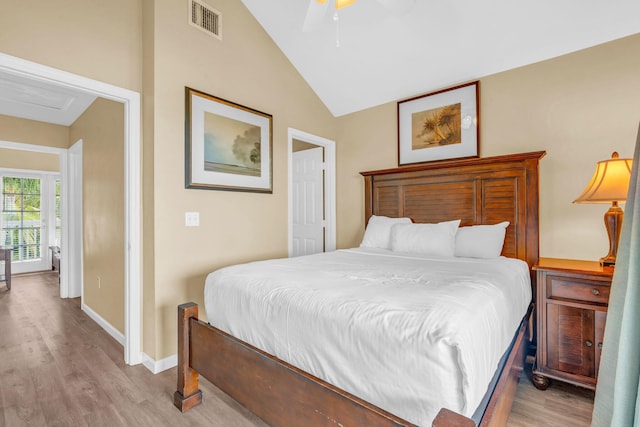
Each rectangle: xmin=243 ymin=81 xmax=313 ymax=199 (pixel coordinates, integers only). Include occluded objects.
xmin=174 ymin=151 xmax=545 ymax=427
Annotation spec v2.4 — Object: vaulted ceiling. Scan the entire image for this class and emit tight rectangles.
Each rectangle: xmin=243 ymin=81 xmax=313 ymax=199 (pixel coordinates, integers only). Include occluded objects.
xmin=1 ymin=1 xmax=638 ymax=125
xmin=241 ymin=0 xmax=640 ymax=116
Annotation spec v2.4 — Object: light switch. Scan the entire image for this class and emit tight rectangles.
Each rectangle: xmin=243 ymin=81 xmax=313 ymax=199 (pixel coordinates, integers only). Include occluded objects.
xmin=185 ymin=212 xmax=199 ymax=227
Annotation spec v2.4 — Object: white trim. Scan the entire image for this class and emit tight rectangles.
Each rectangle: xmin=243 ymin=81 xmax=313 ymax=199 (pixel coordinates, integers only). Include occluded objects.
xmin=0 ymin=140 xmax=67 ymax=154
xmin=0 ymin=166 xmax=61 ymax=175
xmin=287 ymin=128 xmax=336 ymax=256
xmin=0 ymin=52 xmax=142 ymax=366
xmin=58 ymin=149 xmax=70 ymax=298
xmin=142 ymin=353 xmax=178 ymax=374
xmin=82 ymin=303 xmax=126 ymax=346
xmin=67 ymin=140 xmax=83 ymax=299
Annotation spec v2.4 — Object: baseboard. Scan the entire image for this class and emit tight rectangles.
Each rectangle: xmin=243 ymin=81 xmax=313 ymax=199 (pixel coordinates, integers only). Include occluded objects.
xmin=142 ymin=352 xmax=177 ymax=374
xmin=80 ymin=303 xmax=177 ymax=374
xmin=81 ymin=303 xmax=125 ymax=346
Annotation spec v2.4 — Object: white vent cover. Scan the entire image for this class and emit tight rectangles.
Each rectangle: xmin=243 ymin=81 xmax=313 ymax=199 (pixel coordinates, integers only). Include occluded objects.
xmin=189 ymin=0 xmax=221 ymax=40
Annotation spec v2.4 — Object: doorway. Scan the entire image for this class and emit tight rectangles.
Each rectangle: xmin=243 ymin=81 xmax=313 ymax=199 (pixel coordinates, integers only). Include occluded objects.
xmin=0 ymin=171 xmax=59 ymax=274
xmin=0 ymin=52 xmax=142 ymax=365
xmin=288 ymin=128 xmax=336 ymax=257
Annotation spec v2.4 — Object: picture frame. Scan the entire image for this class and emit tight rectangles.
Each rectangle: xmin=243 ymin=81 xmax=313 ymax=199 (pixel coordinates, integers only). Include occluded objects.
xmin=185 ymin=87 xmax=273 ymax=193
xmin=397 ymin=81 xmax=479 ymax=166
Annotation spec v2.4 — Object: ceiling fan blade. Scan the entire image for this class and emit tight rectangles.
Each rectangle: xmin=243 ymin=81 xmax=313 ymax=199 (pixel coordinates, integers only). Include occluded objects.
xmin=303 ymin=0 xmax=330 ymax=32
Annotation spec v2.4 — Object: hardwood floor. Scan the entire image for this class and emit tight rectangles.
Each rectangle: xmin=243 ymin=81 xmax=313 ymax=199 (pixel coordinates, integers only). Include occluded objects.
xmin=0 ymin=272 xmax=594 ymax=426
xmin=507 ymin=361 xmax=594 ymax=426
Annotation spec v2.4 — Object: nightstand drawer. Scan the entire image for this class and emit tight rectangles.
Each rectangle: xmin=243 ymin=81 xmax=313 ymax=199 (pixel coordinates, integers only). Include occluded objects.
xmin=548 ymin=277 xmax=609 ymax=304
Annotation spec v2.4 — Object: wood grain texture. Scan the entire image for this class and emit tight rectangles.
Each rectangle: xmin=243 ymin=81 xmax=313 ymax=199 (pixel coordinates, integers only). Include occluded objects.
xmin=533 ymin=259 xmax=613 ymax=391
xmin=507 ymin=358 xmax=594 ymax=427
xmin=174 ymin=303 xmax=202 ymax=412
xmin=0 ymin=272 xmax=593 ymax=426
xmin=361 ymin=151 xmax=545 ymax=274
xmin=0 ymin=272 xmax=266 ymax=427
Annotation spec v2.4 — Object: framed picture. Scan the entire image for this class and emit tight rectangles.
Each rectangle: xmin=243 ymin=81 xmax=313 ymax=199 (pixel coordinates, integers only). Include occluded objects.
xmin=397 ymin=81 xmax=479 ymax=166
xmin=185 ymin=87 xmax=273 ymax=193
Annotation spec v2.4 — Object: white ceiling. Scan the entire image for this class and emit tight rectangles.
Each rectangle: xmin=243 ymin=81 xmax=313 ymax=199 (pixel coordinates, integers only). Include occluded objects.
xmin=0 ymin=71 xmax=96 ymax=126
xmin=241 ymin=0 xmax=640 ymax=117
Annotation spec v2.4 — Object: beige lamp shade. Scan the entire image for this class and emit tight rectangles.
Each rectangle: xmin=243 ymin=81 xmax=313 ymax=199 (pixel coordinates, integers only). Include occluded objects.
xmin=573 ymin=152 xmax=633 ymax=204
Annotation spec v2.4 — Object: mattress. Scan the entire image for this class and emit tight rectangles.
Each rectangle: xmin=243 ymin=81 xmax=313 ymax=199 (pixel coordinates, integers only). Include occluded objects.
xmin=204 ymin=248 xmax=531 ymax=426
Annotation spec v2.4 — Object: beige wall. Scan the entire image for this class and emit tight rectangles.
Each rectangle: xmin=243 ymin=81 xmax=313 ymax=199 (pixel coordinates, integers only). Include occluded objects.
xmin=293 ymin=139 xmax=318 ymax=152
xmin=141 ymin=0 xmax=157 ymax=361
xmin=148 ymin=0 xmax=336 ymax=358
xmin=0 ymin=115 xmax=69 ymax=149
xmin=0 ymin=148 xmax=59 ymax=172
xmin=480 ymin=33 xmax=640 ymax=260
xmin=0 ymin=114 xmax=64 ymax=172
xmin=70 ymin=98 xmax=125 ymax=334
xmin=0 ymin=1 xmax=143 ymax=93
xmin=337 ymin=33 xmax=640 ymax=262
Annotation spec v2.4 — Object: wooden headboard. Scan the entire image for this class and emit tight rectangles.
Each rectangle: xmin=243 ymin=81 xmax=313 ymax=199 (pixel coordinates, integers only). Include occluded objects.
xmin=360 ymin=151 xmax=545 ymax=271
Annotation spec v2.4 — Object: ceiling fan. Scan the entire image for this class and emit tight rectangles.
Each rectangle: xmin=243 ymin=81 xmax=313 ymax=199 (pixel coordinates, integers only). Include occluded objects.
xmin=303 ymin=0 xmax=416 ymax=34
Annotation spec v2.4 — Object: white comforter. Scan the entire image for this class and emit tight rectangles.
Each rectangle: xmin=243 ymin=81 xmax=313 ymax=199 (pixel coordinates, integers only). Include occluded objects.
xmin=204 ymin=248 xmax=531 ymax=426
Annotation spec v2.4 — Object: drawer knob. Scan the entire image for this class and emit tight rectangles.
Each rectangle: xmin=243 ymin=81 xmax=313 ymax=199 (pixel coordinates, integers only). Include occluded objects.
xmin=585 ymin=340 xmax=593 ymax=347
xmin=592 ymin=288 xmax=600 ymax=296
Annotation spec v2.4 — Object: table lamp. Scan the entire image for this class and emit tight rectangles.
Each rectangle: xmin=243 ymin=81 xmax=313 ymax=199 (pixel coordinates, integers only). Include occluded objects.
xmin=573 ymin=151 xmax=633 ymax=266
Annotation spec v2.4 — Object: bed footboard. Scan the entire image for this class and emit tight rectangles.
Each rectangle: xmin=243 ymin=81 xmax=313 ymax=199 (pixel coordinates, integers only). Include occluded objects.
xmin=174 ymin=303 xmax=415 ymax=426
xmin=174 ymin=302 xmax=526 ymax=427
xmin=174 ymin=303 xmax=203 ymax=412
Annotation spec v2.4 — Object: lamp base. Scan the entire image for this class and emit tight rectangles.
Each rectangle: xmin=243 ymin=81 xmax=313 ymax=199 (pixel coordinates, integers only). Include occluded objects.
xmin=600 ymin=202 xmax=623 ymax=267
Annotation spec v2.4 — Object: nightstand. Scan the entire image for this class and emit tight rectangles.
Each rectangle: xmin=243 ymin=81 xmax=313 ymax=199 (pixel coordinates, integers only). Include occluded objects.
xmin=532 ymin=258 xmax=613 ymax=390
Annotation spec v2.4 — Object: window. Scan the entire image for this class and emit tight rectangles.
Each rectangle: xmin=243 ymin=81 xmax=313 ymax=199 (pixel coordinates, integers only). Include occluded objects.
xmin=2 ymin=176 xmax=42 ymax=261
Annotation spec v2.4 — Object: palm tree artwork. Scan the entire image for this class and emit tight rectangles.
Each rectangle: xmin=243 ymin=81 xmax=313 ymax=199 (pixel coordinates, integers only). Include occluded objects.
xmin=411 ymin=103 xmax=462 ymax=150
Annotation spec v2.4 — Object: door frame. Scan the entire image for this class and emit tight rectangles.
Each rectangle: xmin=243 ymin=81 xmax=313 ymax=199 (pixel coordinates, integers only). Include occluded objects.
xmin=287 ymin=128 xmax=336 ymax=256
xmin=0 ymin=52 xmax=142 ymax=366
xmin=68 ymin=140 xmax=83 ymax=299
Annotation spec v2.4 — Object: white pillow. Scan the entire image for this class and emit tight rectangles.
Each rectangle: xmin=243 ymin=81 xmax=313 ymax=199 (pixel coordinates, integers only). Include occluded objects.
xmin=454 ymin=221 xmax=510 ymax=259
xmin=389 ymin=220 xmax=461 ymax=257
xmin=360 ymin=215 xmax=413 ymax=249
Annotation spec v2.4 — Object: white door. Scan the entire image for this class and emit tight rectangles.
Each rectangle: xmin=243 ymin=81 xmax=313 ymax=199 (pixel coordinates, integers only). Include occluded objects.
xmin=292 ymin=147 xmax=324 ymax=257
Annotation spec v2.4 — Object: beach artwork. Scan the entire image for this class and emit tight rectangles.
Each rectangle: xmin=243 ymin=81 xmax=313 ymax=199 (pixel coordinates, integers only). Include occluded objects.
xmin=185 ymin=87 xmax=272 ymax=192
xmin=411 ymin=103 xmax=461 ymax=150
xmin=203 ymin=112 xmax=261 ymax=177
xmin=398 ymin=81 xmax=478 ymax=165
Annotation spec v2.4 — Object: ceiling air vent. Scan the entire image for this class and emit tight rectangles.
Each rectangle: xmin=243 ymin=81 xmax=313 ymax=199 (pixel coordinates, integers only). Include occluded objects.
xmin=189 ymin=0 xmax=221 ymax=40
